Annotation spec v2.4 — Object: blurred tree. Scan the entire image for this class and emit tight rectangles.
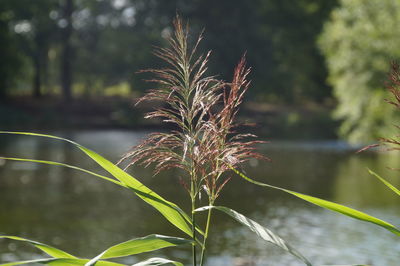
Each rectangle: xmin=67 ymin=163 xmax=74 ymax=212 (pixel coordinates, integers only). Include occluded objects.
xmin=60 ymin=0 xmax=74 ymax=101
xmin=319 ymin=0 xmax=400 ymax=142
xmin=71 ymin=0 xmax=162 ymax=96
xmin=134 ymin=0 xmax=336 ymax=102
xmin=0 ymin=1 xmax=22 ymax=100
xmin=29 ymin=1 xmax=58 ymax=98
xmin=23 ymin=0 xmax=58 ymax=98
xmin=1 ymin=0 xmax=337 ymax=104
xmin=2 ymin=0 xmax=59 ymax=98
xmin=258 ymin=0 xmax=337 ymax=102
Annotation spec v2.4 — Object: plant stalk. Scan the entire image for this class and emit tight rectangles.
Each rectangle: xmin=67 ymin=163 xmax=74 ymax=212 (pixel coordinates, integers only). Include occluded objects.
xmin=199 ymin=201 xmax=213 ymax=266
xmin=191 ymin=196 xmax=197 ymax=266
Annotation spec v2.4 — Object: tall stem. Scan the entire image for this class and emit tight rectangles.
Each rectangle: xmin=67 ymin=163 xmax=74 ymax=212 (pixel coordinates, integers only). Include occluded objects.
xmin=199 ymin=201 xmax=213 ymax=266
xmin=191 ymin=195 xmax=197 ymax=266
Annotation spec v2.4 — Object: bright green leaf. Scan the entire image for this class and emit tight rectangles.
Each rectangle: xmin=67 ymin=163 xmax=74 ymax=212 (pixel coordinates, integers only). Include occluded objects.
xmin=0 ymin=157 xmax=124 ymax=187
xmin=368 ymin=169 xmax=400 ymax=196
xmin=321 ymin=265 xmax=371 ymax=266
xmin=0 ymin=258 xmax=57 ymax=266
xmin=195 ymin=206 xmax=312 ymax=266
xmin=131 ymin=257 xmax=183 ymax=266
xmin=0 ymin=258 xmax=126 ymax=266
xmin=231 ymin=167 xmax=400 ymax=237
xmin=85 ymin=234 xmax=191 ymax=266
xmin=0 ymin=236 xmax=75 ymax=259
xmin=77 ymin=145 xmax=193 ymax=237
xmin=0 ymin=131 xmax=197 ymax=237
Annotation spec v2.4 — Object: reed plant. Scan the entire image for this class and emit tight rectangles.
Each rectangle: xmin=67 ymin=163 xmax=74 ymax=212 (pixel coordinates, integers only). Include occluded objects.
xmin=118 ymin=17 xmax=269 ymax=266
xmin=1 ymin=16 xmax=399 ymax=266
xmin=362 ymin=62 xmax=400 ymax=197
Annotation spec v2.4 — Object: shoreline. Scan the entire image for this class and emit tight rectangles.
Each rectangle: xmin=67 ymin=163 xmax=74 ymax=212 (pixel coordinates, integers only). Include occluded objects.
xmin=0 ymin=96 xmax=338 ymax=140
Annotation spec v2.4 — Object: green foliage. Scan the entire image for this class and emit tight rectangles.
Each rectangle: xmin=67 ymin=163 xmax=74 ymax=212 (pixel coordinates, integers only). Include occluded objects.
xmin=0 ymin=131 xmax=196 ymax=265
xmin=368 ymin=169 xmax=400 ymax=197
xmin=0 ymin=1 xmax=23 ymax=98
xmin=86 ymin=235 xmax=192 ymax=264
xmin=195 ymin=206 xmax=312 ymax=266
xmin=0 ymin=236 xmax=76 ymax=259
xmin=255 ymin=0 xmax=337 ymax=101
xmin=0 ymin=255 xmax=183 ymax=266
xmin=319 ymin=0 xmax=400 ymax=142
xmin=0 ymin=0 xmax=338 ymax=102
xmin=0 ymin=234 xmax=190 ymax=266
xmin=231 ymin=167 xmax=400 ymax=237
xmin=0 ymin=258 xmax=126 ymax=266
xmin=2 ymin=131 xmax=390 ymax=265
xmin=144 ymin=0 xmax=336 ymax=102
xmin=0 ymin=131 xmax=197 ymax=237
xmin=131 ymin=257 xmax=183 ymax=266
xmin=0 ymin=234 xmax=192 ymax=266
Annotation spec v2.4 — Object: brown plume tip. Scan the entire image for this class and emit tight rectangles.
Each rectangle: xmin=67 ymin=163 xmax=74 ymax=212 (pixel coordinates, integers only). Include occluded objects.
xmin=356 ymin=143 xmax=380 ymax=153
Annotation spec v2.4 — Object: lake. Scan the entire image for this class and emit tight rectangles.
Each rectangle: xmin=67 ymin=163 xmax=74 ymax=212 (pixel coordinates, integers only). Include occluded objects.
xmin=0 ymin=130 xmax=399 ymax=266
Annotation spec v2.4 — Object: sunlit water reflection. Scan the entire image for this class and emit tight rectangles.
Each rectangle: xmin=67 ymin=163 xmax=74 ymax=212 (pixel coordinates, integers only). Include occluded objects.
xmin=0 ymin=130 xmax=399 ymax=265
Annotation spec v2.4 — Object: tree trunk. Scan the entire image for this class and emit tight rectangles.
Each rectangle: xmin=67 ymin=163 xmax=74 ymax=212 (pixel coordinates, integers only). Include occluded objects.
xmin=60 ymin=0 xmax=73 ymax=101
xmin=0 ymin=20 xmax=9 ymax=101
xmin=0 ymin=78 xmax=6 ymax=102
xmin=33 ymin=52 xmax=42 ymax=98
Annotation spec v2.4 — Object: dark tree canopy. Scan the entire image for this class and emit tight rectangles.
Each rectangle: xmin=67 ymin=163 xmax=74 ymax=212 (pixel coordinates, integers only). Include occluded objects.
xmin=0 ymin=0 xmax=337 ymax=103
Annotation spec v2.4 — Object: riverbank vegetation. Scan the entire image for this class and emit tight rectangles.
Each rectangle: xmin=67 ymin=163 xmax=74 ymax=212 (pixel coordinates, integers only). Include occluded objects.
xmin=2 ymin=0 xmax=400 ymax=142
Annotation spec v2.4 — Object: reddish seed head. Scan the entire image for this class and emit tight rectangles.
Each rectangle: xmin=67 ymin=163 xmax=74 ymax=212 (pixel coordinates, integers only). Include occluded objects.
xmin=119 ymin=16 xmax=268 ymax=201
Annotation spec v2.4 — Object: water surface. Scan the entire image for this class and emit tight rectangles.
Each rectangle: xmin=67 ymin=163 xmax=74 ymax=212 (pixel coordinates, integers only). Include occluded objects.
xmin=0 ymin=130 xmax=399 ymax=265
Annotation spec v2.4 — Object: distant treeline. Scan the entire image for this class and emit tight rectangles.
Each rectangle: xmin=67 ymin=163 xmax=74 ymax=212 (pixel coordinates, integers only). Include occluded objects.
xmin=0 ymin=0 xmax=337 ymax=103
xmin=3 ymin=0 xmax=400 ymax=142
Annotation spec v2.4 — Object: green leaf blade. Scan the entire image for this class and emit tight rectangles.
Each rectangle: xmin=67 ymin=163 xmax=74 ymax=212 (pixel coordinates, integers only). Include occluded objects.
xmin=0 ymin=258 xmax=126 ymax=266
xmin=0 ymin=131 xmax=196 ymax=237
xmin=285 ymin=190 xmax=400 ymax=236
xmin=131 ymin=257 xmax=183 ymax=266
xmin=195 ymin=206 xmax=312 ymax=266
xmin=77 ymin=145 xmax=194 ymax=237
xmin=0 ymin=157 xmax=124 ymax=187
xmin=368 ymin=169 xmax=400 ymax=196
xmin=321 ymin=265 xmax=371 ymax=266
xmin=85 ymin=235 xmax=191 ymax=266
xmin=0 ymin=236 xmax=75 ymax=259
xmin=101 ymin=235 xmax=191 ymax=259
xmin=231 ymin=167 xmax=400 ymax=237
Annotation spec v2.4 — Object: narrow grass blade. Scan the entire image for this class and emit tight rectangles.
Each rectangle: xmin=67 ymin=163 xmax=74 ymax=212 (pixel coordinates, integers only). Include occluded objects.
xmin=47 ymin=259 xmax=126 ymax=266
xmin=85 ymin=235 xmax=191 ymax=266
xmin=0 ymin=236 xmax=75 ymax=259
xmin=368 ymin=169 xmax=400 ymax=196
xmin=0 ymin=258 xmax=57 ymax=266
xmin=195 ymin=206 xmax=312 ymax=266
xmin=231 ymin=167 xmax=400 ymax=237
xmin=321 ymin=264 xmax=371 ymax=266
xmin=0 ymin=258 xmax=126 ymax=266
xmin=0 ymin=157 xmax=124 ymax=187
xmin=0 ymin=156 xmax=203 ymax=240
xmin=0 ymin=131 xmax=195 ymax=237
xmin=131 ymin=258 xmax=183 ymax=266
xmin=0 ymin=258 xmax=51 ymax=266
xmin=78 ymin=145 xmax=194 ymax=236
